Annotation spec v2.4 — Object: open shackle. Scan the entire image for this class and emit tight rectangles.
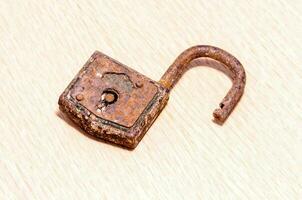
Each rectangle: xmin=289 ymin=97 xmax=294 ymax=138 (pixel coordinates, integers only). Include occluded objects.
xmin=159 ymin=45 xmax=246 ymax=123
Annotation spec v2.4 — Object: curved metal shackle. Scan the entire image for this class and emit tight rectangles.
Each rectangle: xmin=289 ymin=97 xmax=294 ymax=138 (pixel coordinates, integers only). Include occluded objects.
xmin=159 ymin=45 xmax=246 ymax=123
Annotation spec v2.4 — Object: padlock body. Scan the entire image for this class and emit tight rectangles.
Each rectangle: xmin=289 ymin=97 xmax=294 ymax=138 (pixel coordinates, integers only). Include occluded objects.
xmin=59 ymin=51 xmax=169 ymax=149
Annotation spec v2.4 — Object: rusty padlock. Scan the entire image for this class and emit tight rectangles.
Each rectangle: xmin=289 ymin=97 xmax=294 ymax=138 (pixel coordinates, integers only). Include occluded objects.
xmin=59 ymin=45 xmax=246 ymax=149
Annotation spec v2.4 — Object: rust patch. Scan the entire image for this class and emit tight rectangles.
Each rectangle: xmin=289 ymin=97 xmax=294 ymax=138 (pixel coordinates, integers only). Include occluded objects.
xmin=59 ymin=51 xmax=169 ymax=149
xmin=69 ymin=55 xmax=158 ymax=128
xmin=159 ymin=45 xmax=246 ymax=123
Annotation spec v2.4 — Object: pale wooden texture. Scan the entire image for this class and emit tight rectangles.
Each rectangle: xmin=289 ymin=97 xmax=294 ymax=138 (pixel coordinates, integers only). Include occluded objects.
xmin=0 ymin=0 xmax=301 ymax=199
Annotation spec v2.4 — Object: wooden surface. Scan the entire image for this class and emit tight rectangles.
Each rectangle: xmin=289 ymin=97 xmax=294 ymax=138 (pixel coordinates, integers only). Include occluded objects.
xmin=1 ymin=0 xmax=301 ymax=199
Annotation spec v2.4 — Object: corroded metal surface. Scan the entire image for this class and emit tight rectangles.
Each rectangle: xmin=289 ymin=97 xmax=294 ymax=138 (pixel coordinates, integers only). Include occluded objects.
xmin=59 ymin=51 xmax=169 ymax=149
xmin=58 ymin=45 xmax=246 ymax=149
xmin=69 ymin=54 xmax=158 ymax=128
xmin=160 ymin=45 xmax=246 ymax=123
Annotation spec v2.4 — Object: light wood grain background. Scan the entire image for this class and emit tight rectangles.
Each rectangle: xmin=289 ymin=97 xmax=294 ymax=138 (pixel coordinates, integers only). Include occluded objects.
xmin=0 ymin=0 xmax=301 ymax=199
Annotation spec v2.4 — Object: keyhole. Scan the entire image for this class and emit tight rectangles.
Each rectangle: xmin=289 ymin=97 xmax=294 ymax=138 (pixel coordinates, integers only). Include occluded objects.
xmin=101 ymin=89 xmax=118 ymax=105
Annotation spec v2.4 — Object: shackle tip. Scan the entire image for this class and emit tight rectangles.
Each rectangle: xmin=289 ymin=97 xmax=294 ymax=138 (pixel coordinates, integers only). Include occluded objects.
xmin=213 ymin=107 xmax=228 ymax=123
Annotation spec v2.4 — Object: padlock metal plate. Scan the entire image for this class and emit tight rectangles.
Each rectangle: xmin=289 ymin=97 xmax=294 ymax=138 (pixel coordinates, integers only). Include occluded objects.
xmin=59 ymin=51 xmax=169 ymax=149
xmin=69 ymin=53 xmax=158 ymax=128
